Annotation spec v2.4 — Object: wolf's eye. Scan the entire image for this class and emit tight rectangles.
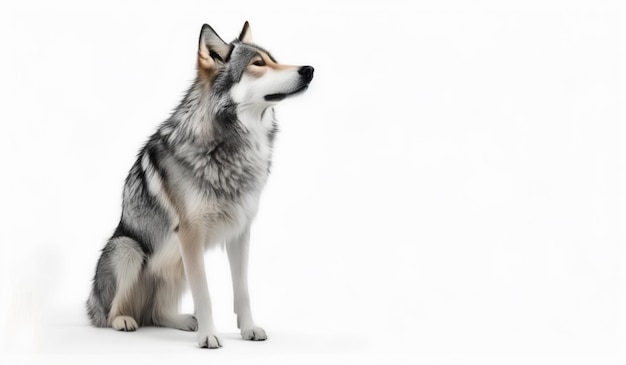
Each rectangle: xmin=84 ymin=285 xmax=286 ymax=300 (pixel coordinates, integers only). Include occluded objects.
xmin=252 ymin=60 xmax=266 ymax=67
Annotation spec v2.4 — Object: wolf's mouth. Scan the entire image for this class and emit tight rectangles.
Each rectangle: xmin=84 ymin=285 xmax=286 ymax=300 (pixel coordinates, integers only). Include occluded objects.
xmin=264 ymin=84 xmax=309 ymax=102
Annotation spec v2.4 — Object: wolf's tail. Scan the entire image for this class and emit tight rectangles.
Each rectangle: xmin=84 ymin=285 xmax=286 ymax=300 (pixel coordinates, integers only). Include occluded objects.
xmin=86 ymin=290 xmax=108 ymax=327
xmin=86 ymin=240 xmax=117 ymax=328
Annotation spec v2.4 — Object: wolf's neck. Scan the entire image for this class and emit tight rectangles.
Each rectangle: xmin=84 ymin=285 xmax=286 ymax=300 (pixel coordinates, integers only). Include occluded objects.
xmin=169 ymin=79 xmax=216 ymax=142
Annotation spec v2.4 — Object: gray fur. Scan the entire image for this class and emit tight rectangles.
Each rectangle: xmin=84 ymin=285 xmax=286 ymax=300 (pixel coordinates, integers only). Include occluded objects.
xmin=86 ymin=22 xmax=313 ymax=347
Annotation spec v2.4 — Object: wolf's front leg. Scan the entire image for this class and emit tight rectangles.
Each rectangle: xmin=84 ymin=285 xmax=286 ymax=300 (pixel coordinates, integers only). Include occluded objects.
xmin=178 ymin=223 xmax=222 ymax=348
xmin=227 ymin=226 xmax=267 ymax=341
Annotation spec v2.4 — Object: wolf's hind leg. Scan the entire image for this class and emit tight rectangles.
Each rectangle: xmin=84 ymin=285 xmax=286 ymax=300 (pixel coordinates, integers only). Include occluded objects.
xmin=156 ymin=313 xmax=198 ymax=331
xmin=111 ymin=315 xmax=139 ymax=331
xmin=151 ymin=272 xmax=197 ymax=331
xmin=107 ymin=236 xmax=145 ymax=331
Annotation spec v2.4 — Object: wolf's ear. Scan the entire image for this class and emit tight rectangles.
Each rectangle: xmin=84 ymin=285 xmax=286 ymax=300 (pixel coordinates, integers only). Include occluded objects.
xmin=198 ymin=24 xmax=229 ymax=70
xmin=238 ymin=21 xmax=253 ymax=43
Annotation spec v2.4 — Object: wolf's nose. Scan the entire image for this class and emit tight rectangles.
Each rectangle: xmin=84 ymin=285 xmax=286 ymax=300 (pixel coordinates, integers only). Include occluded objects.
xmin=299 ymin=66 xmax=314 ymax=82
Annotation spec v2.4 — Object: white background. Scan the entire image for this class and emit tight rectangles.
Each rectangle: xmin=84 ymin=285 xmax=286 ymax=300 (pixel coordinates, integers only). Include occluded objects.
xmin=1 ymin=0 xmax=625 ymax=364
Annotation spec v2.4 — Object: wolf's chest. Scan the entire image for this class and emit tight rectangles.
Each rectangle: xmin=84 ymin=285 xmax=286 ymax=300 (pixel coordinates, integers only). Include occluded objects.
xmin=170 ymin=134 xmax=271 ymax=227
xmin=165 ymin=108 xmax=276 ymax=236
xmin=197 ymin=140 xmax=271 ymax=196
xmin=178 ymin=163 xmax=267 ymax=241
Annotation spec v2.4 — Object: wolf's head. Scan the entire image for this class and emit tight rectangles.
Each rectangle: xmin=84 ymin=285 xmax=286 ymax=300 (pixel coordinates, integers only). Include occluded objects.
xmin=197 ymin=22 xmax=314 ymax=110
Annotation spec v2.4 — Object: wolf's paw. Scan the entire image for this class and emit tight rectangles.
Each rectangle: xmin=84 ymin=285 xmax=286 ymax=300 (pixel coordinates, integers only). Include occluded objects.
xmin=198 ymin=332 xmax=222 ymax=349
xmin=241 ymin=327 xmax=267 ymax=341
xmin=175 ymin=314 xmax=198 ymax=332
xmin=111 ymin=316 xmax=138 ymax=332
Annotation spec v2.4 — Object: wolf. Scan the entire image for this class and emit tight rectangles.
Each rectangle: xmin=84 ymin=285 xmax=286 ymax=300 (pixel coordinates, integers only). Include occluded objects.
xmin=86 ymin=22 xmax=314 ymax=348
